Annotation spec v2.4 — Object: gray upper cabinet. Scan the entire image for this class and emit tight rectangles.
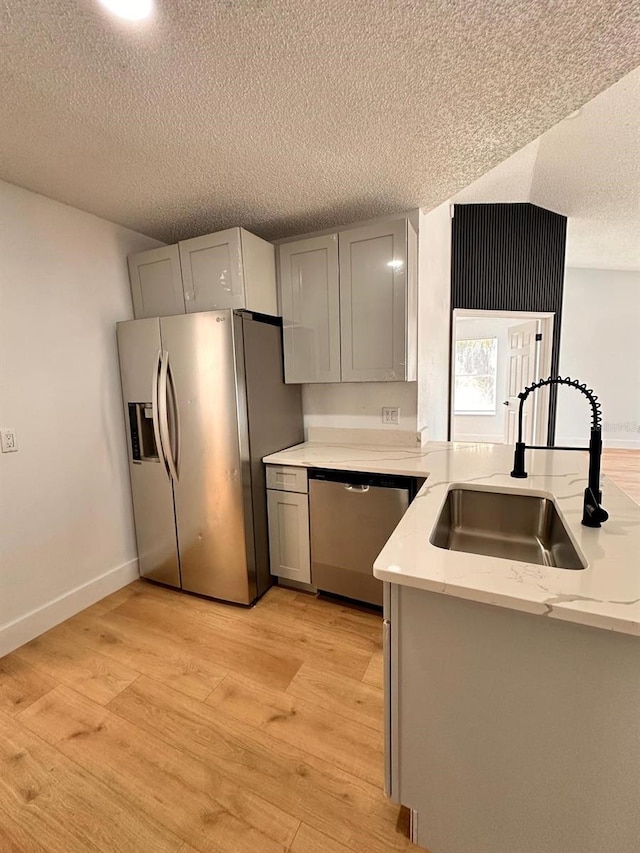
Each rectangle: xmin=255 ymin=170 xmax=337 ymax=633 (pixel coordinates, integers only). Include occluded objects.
xmin=128 ymin=245 xmax=185 ymax=319
xmin=179 ymin=228 xmax=242 ymax=312
xmin=278 ymin=216 xmax=417 ymax=383
xmin=128 ymin=228 xmax=277 ymax=320
xmin=180 ymin=228 xmax=277 ymax=315
xmin=278 ymin=234 xmax=340 ymax=383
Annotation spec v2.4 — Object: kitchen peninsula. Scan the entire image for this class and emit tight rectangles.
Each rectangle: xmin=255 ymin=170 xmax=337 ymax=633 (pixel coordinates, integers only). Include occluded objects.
xmin=265 ymin=438 xmax=640 ymax=853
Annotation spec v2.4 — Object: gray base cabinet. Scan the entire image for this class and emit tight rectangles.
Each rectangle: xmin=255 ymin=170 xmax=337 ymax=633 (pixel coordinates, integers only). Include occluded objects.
xmin=128 ymin=227 xmax=277 ymax=320
xmin=385 ymin=582 xmax=640 ymax=853
xmin=277 ymin=215 xmax=418 ymax=383
xmin=266 ymin=465 xmax=311 ymax=584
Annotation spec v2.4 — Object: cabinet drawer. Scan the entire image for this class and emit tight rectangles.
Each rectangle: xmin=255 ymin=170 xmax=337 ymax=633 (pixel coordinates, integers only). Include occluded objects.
xmin=266 ymin=465 xmax=308 ymax=493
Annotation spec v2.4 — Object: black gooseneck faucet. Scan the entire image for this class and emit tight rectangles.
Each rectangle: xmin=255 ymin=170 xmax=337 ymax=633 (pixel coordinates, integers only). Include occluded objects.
xmin=510 ymin=376 xmax=609 ymax=528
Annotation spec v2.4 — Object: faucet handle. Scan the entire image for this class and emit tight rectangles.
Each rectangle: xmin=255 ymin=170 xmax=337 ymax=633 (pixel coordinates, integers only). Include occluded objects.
xmin=582 ymin=488 xmax=608 ymax=528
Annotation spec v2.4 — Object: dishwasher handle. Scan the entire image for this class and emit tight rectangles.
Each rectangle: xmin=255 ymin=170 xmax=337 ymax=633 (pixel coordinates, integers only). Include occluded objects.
xmin=344 ymin=484 xmax=369 ymax=493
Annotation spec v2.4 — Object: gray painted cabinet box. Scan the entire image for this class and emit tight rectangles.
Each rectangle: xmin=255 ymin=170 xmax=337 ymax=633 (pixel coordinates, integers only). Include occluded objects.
xmin=277 ymin=215 xmax=418 ymax=383
xmin=266 ymin=464 xmax=311 ymax=584
xmin=128 ymin=227 xmax=277 ymax=319
xmin=385 ymin=582 xmax=640 ymax=853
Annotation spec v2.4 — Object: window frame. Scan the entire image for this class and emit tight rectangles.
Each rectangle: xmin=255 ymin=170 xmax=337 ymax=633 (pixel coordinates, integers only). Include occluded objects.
xmin=453 ymin=336 xmax=499 ymax=417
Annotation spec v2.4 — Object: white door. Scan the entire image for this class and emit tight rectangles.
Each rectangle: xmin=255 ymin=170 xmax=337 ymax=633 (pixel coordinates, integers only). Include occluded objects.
xmin=504 ymin=320 xmax=539 ymax=444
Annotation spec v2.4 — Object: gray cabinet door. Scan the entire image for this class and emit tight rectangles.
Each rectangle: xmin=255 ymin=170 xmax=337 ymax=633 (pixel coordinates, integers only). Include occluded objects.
xmin=267 ymin=489 xmax=311 ymax=583
xmin=179 ymin=228 xmax=245 ymax=312
xmin=339 ymin=220 xmax=408 ymax=381
xmin=278 ymin=234 xmax=340 ymax=383
xmin=128 ymin=245 xmax=185 ymax=319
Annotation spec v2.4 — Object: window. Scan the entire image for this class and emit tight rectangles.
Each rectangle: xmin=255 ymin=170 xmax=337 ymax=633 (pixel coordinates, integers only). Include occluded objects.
xmin=454 ymin=337 xmax=498 ymax=415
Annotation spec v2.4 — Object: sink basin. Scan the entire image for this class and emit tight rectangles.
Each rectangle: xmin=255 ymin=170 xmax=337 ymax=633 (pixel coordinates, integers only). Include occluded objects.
xmin=430 ymin=487 xmax=586 ymax=570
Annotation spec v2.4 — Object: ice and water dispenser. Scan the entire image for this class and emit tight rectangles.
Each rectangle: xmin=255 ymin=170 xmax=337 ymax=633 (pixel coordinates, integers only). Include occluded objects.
xmin=127 ymin=403 xmax=159 ymax=463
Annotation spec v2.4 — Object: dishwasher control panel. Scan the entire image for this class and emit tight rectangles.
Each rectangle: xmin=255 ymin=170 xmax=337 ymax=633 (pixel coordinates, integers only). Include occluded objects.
xmin=308 ymin=468 xmax=424 ymax=498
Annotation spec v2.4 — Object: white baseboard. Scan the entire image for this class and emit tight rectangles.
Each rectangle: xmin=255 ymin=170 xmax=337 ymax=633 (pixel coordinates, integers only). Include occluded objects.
xmin=454 ymin=434 xmax=504 ymax=444
xmin=0 ymin=558 xmax=139 ymax=658
xmin=602 ymin=439 xmax=640 ymax=450
xmin=557 ymin=436 xmax=640 ymax=450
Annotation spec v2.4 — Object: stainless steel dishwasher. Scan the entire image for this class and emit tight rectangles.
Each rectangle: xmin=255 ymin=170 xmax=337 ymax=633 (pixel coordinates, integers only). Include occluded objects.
xmin=309 ymin=469 xmax=422 ymax=607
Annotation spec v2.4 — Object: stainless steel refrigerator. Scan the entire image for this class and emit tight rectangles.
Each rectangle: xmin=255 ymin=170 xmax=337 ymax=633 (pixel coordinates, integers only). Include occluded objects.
xmin=116 ymin=310 xmax=303 ymax=605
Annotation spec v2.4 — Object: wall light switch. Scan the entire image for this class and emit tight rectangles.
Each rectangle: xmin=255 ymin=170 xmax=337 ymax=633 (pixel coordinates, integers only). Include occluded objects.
xmin=382 ymin=407 xmax=400 ymax=425
xmin=1 ymin=428 xmax=18 ymax=453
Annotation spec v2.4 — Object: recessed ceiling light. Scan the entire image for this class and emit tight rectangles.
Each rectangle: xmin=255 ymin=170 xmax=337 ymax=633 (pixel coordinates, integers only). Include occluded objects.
xmin=99 ymin=0 xmax=153 ymax=22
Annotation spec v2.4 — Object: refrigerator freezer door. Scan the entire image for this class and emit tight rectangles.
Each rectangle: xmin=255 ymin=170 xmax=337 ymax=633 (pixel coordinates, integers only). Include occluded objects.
xmin=116 ymin=318 xmax=181 ymax=588
xmin=160 ymin=311 xmax=254 ymax=603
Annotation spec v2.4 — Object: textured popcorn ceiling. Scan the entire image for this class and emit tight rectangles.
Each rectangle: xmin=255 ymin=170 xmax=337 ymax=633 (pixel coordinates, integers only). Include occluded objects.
xmin=454 ymin=68 xmax=640 ymax=270
xmin=0 ymin=0 xmax=639 ymax=243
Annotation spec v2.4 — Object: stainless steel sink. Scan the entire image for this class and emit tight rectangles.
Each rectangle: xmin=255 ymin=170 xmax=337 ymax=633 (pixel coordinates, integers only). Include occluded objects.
xmin=430 ymin=487 xmax=586 ymax=569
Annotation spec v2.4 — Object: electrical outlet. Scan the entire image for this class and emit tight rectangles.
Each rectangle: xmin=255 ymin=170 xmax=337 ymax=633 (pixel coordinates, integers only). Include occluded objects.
xmin=0 ymin=428 xmax=18 ymax=453
xmin=382 ymin=407 xmax=400 ymax=425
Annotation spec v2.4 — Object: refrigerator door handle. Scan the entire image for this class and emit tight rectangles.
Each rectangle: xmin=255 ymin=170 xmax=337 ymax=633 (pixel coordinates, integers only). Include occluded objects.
xmin=159 ymin=349 xmax=180 ymax=483
xmin=151 ymin=348 xmax=170 ymax=478
xmin=167 ymin=356 xmax=181 ymax=477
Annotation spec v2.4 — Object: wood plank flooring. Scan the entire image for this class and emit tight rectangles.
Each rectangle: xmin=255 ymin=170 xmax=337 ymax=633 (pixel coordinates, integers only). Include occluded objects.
xmin=3 ymin=449 xmax=636 ymax=851
xmin=0 ymin=581 xmax=418 ymax=853
xmin=602 ymin=448 xmax=640 ymax=504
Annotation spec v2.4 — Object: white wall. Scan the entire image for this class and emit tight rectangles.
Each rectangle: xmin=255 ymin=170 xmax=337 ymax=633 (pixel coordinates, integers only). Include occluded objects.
xmin=556 ymin=267 xmax=640 ymax=448
xmin=302 ymin=382 xmax=417 ymax=433
xmin=0 ymin=181 xmax=163 ymax=655
xmin=452 ymin=316 xmax=514 ymax=443
xmin=417 ymin=202 xmax=452 ymax=441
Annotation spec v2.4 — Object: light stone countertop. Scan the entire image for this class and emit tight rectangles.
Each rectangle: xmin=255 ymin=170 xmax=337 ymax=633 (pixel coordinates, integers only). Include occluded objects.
xmin=264 ymin=440 xmax=640 ymax=637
